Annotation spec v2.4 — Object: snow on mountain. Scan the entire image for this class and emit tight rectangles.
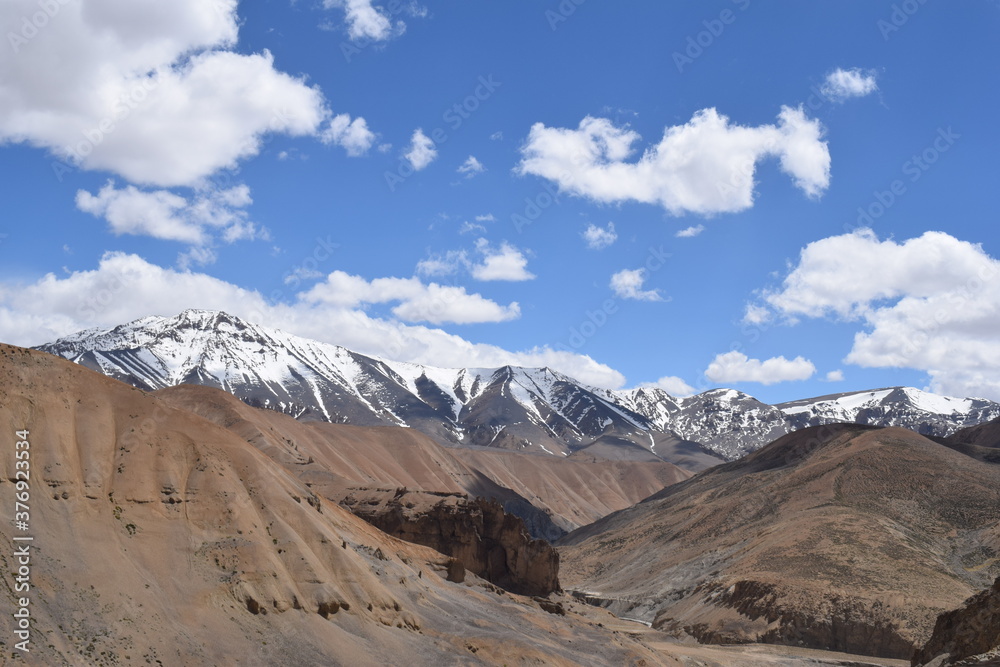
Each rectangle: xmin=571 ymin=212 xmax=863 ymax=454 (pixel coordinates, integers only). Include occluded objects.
xmin=37 ymin=310 xmax=671 ymax=460
xmin=35 ymin=310 xmax=1000 ymax=462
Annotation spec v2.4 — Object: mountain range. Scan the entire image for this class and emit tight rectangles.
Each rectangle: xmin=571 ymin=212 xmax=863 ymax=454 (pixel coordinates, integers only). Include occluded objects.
xmin=559 ymin=423 xmax=1000 ymax=659
xmin=5 ymin=339 xmax=997 ymax=664
xmin=37 ymin=309 xmax=1000 ymax=463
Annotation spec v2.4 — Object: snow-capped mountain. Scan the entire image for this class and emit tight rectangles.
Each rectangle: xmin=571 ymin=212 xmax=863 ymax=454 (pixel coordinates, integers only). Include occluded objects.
xmin=36 ymin=310 xmax=1000 ymax=462
xmin=609 ymin=385 xmax=1000 ymax=459
xmin=36 ymin=310 xmax=679 ymax=460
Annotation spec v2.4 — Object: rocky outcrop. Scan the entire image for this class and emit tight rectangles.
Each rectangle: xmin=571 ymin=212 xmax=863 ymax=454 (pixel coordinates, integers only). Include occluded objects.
xmin=653 ymin=580 xmax=915 ymax=659
xmin=913 ymin=577 xmax=1000 ymax=666
xmin=560 ymin=425 xmax=1000 ymax=660
xmin=342 ymin=488 xmax=560 ymax=597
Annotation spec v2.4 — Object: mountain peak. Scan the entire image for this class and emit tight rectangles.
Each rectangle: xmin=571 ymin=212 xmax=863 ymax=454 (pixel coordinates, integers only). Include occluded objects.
xmin=34 ymin=311 xmax=1000 ymax=463
xmin=172 ymin=309 xmax=248 ymax=331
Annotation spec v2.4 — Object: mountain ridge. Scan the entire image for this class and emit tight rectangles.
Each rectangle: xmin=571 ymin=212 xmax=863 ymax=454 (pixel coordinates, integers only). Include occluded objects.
xmin=36 ymin=309 xmax=1000 ymax=461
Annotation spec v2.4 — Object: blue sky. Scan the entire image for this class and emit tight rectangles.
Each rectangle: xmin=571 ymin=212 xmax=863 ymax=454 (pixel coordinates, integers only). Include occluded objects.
xmin=1 ymin=0 xmax=999 ymax=403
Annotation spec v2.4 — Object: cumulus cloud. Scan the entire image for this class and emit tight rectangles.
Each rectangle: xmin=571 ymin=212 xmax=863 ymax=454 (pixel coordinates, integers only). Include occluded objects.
xmin=749 ymin=228 xmax=1000 ymax=399
xmin=675 ymin=224 xmax=705 ymax=238
xmin=705 ymin=351 xmax=816 ymax=385
xmin=405 ymin=128 xmax=437 ymax=170
xmin=517 ymin=106 xmax=830 ymax=216
xmin=646 ymin=375 xmax=696 ymax=397
xmin=583 ymin=222 xmax=617 ymax=250
xmin=470 ymin=240 xmax=535 ymax=281
xmin=610 ymin=269 xmax=663 ymax=302
xmin=75 ymin=182 xmax=263 ymax=250
xmin=323 ymin=0 xmax=408 ymax=42
xmin=457 ymin=155 xmax=485 ymax=177
xmin=0 ymin=0 xmax=333 ymax=187
xmin=417 ymin=240 xmax=535 ymax=282
xmin=821 ymin=68 xmax=878 ymax=102
xmin=320 ymin=113 xmax=376 ymax=156
xmin=0 ymin=252 xmax=624 ymax=388
xmin=301 ymin=271 xmax=519 ymax=325
xmin=826 ymin=370 xmax=845 ymax=382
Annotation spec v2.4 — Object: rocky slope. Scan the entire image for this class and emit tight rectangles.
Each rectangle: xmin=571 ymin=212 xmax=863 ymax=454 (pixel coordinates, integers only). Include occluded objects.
xmin=342 ymin=489 xmax=560 ymax=597
xmin=912 ymin=577 xmax=1000 ymax=666
xmin=36 ymin=310 xmax=1000 ymax=461
xmin=152 ymin=383 xmax=691 ymax=540
xmin=0 ymin=343 xmax=682 ymax=666
xmin=558 ymin=424 xmax=1000 ymax=660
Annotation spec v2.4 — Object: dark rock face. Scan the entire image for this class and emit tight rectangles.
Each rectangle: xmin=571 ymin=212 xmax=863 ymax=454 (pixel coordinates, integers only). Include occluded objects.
xmin=654 ymin=580 xmax=915 ymax=659
xmin=342 ymin=489 xmax=560 ymax=597
xmin=913 ymin=577 xmax=1000 ymax=666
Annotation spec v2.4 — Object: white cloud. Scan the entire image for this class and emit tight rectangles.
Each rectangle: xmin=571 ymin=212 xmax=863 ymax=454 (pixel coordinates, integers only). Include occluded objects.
xmin=583 ymin=222 xmax=617 ymax=250
xmin=646 ymin=375 xmax=696 ymax=397
xmin=417 ymin=240 xmax=535 ymax=282
xmin=759 ymin=229 xmax=993 ymax=320
xmin=675 ymin=224 xmax=705 ymax=238
xmin=751 ymin=228 xmax=1000 ymax=400
xmin=610 ymin=269 xmax=662 ymax=302
xmin=517 ymin=106 xmax=830 ymax=216
xmin=323 ymin=0 xmax=404 ymax=42
xmin=415 ymin=250 xmax=467 ymax=278
xmin=825 ymin=370 xmax=845 ymax=382
xmin=302 ymin=271 xmax=519 ymax=325
xmin=821 ymin=68 xmax=878 ymax=102
xmin=459 ymin=221 xmax=486 ymax=235
xmin=0 ymin=1 xmax=331 ymax=187
xmin=75 ymin=182 xmax=262 ymax=250
xmin=177 ymin=246 xmax=218 ymax=270
xmin=475 ymin=214 xmax=495 ymax=222
xmin=0 ymin=252 xmax=625 ymax=388
xmin=457 ymin=155 xmax=485 ymax=177
xmin=470 ymin=239 xmax=535 ymax=282
xmin=742 ymin=303 xmax=772 ymax=326
xmin=705 ymin=351 xmax=816 ymax=385
xmin=404 ymin=128 xmax=437 ymax=170
xmin=321 ymin=113 xmax=375 ymax=156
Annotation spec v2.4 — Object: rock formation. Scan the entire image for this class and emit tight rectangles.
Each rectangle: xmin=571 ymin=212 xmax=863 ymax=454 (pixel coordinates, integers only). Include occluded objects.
xmin=341 ymin=488 xmax=560 ymax=596
xmin=912 ymin=577 xmax=1000 ymax=666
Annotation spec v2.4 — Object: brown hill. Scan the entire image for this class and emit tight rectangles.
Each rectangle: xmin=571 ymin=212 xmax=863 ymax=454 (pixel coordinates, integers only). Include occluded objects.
xmin=153 ymin=383 xmax=691 ymax=538
xmin=947 ymin=417 xmax=1000 ymax=449
xmin=0 ymin=344 xmax=675 ymax=666
xmin=558 ymin=423 xmax=1000 ymax=659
